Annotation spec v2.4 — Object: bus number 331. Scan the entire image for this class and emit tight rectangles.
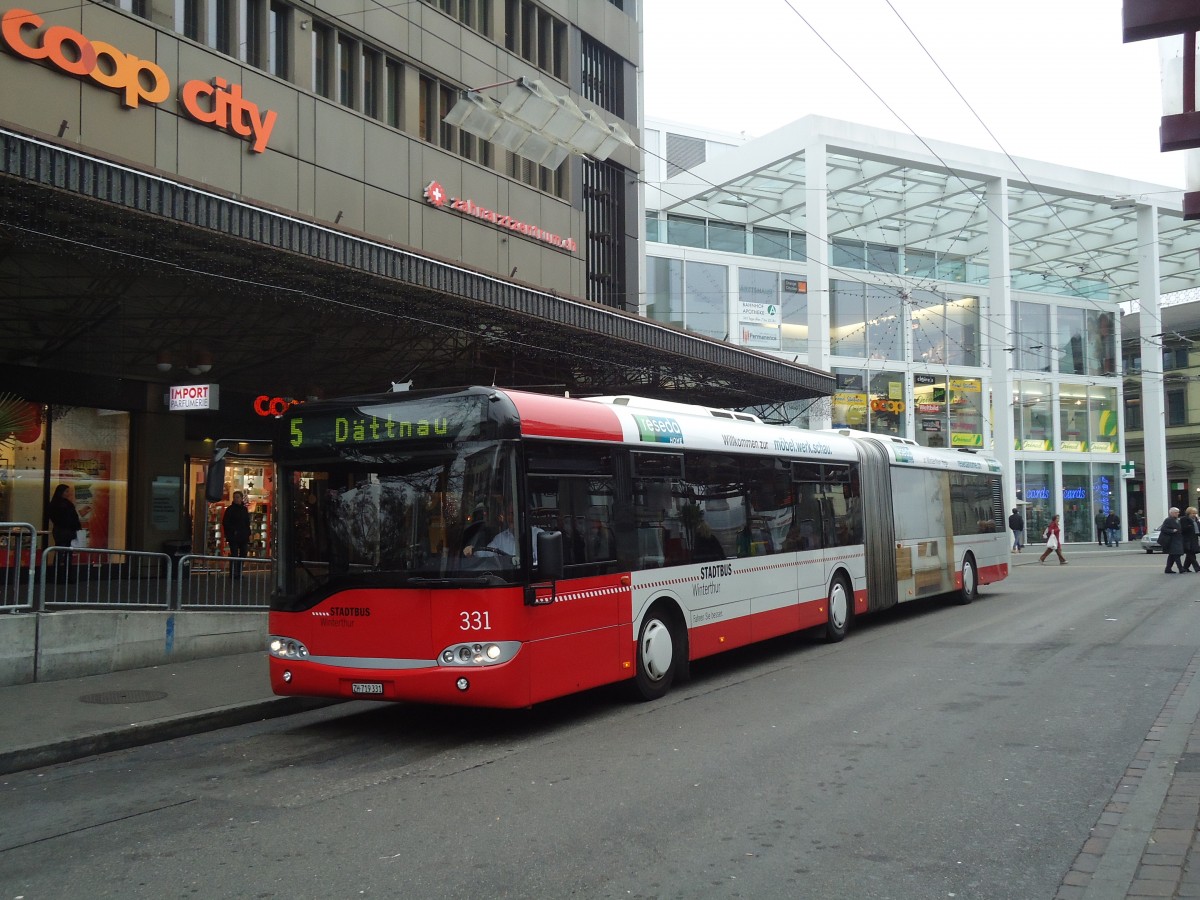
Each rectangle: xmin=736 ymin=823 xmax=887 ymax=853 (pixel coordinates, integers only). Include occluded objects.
xmin=461 ymin=611 xmax=492 ymax=631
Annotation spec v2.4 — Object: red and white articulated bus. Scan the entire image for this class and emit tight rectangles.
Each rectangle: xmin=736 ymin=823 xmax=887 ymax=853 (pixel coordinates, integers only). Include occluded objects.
xmin=264 ymin=386 xmax=1008 ymax=708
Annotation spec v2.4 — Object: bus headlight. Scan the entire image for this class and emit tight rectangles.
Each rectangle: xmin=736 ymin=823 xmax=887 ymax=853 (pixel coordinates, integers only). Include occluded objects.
xmin=268 ymin=636 xmax=310 ymax=659
xmin=436 ymin=640 xmax=520 ymax=667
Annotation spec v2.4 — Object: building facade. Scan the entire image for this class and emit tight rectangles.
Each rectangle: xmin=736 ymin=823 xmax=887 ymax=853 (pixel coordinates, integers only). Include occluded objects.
xmin=644 ymin=116 xmax=1200 ymax=543
xmin=0 ymin=1 xmax=833 ymax=560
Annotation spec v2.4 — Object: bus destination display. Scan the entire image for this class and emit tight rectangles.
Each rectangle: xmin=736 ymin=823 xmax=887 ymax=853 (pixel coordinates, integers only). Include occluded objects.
xmin=281 ymin=395 xmax=487 ymax=455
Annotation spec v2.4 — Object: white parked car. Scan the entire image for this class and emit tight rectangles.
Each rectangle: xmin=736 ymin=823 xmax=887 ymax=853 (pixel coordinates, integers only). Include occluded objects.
xmin=1142 ymin=530 xmax=1163 ymax=553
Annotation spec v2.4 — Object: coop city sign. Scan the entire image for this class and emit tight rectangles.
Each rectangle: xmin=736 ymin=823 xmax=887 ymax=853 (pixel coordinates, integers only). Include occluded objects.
xmin=1 ymin=8 xmax=277 ymax=152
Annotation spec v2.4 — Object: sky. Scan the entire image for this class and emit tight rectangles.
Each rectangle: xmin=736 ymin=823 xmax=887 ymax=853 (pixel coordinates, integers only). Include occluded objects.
xmin=642 ymin=0 xmax=1186 ymax=189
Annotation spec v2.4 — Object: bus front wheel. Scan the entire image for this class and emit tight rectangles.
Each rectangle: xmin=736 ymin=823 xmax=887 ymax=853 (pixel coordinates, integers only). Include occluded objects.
xmin=632 ymin=604 xmax=680 ymax=701
xmin=825 ymin=575 xmax=851 ymax=643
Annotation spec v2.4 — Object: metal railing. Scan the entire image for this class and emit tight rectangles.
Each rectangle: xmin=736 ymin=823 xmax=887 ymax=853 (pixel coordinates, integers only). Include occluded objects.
xmin=177 ymin=554 xmax=272 ymax=609
xmin=39 ymin=547 xmax=174 ymax=608
xmin=0 ymin=523 xmax=38 ymax=610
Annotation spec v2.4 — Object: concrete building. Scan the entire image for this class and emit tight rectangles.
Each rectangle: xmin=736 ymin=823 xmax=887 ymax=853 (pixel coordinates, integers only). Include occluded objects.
xmin=644 ymin=115 xmax=1200 ymax=543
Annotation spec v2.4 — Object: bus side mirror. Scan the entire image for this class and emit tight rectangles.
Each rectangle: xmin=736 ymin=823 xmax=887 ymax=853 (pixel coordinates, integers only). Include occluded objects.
xmin=536 ymin=530 xmax=564 ymax=581
xmin=204 ymin=448 xmax=228 ymax=503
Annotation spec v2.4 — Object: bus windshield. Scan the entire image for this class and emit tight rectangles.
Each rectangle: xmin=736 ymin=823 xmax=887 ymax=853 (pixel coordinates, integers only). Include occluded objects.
xmin=279 ymin=441 xmax=525 ymax=597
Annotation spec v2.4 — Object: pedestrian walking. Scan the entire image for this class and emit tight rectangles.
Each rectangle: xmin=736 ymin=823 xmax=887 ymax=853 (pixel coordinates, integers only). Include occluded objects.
xmin=1160 ymin=507 xmax=1185 ymax=574
xmin=1094 ymin=508 xmax=1106 ymax=546
xmin=1008 ymin=507 xmax=1025 ymax=553
xmin=1183 ymin=507 xmax=1200 ymax=573
xmin=1105 ymin=510 xmax=1121 ymax=548
xmin=1039 ymin=514 xmax=1068 ymax=565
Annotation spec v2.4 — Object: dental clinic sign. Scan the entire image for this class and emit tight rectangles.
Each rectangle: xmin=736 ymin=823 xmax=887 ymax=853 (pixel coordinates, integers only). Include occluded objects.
xmin=424 ymin=180 xmax=578 ymax=252
xmin=1 ymin=8 xmax=277 ymax=152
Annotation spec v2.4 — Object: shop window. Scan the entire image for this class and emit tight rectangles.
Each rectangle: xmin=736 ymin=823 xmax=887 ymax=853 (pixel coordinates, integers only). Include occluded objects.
xmin=780 ymin=275 xmax=808 ymax=353
xmin=948 ymin=379 xmax=983 ymax=448
xmin=1013 ymin=380 xmax=1052 ymax=451
xmin=914 ymin=374 xmax=948 ymax=448
xmin=1088 ymin=386 xmax=1119 ymax=452
xmin=737 ymin=268 xmax=780 ymax=350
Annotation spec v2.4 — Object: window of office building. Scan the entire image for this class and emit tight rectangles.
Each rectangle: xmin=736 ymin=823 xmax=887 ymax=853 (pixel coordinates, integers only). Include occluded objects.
xmin=213 ymin=0 xmax=234 ymax=55
xmin=1013 ymin=380 xmax=1052 ymax=450
xmin=1015 ymin=301 xmax=1051 ymax=372
xmin=505 ymin=0 xmax=566 ymax=80
xmin=581 ymin=33 xmax=624 ymax=117
xmin=423 ymin=0 xmax=491 ymax=35
xmin=1058 ymin=306 xmax=1087 ymax=375
xmin=268 ymin=1 xmax=289 ymax=78
xmin=646 ymin=257 xmax=683 ymax=329
xmin=645 ymin=257 xmax=727 ymax=340
xmin=178 ymin=0 xmax=202 ymax=41
xmin=830 ymin=281 xmax=905 ymax=361
xmin=645 ymin=211 xmax=662 ymax=243
xmin=361 ymin=48 xmax=380 ymax=119
xmin=708 ymin=222 xmax=746 ymax=254
xmin=385 ymin=60 xmax=403 ymax=128
xmin=584 ymin=158 xmax=626 ymax=309
xmin=1168 ymin=387 xmax=1188 ymax=426
xmin=666 ymin=215 xmax=706 ymax=249
xmin=337 ymin=34 xmax=357 ymax=108
xmin=313 ymin=23 xmax=333 ymax=99
xmin=830 ymin=280 xmax=866 ymax=357
xmin=1089 ymin=385 xmax=1119 ymax=452
xmin=243 ymin=0 xmax=264 ymax=67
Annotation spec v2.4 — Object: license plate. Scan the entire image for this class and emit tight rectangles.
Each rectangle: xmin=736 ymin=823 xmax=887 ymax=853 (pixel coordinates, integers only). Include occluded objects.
xmin=351 ymin=682 xmax=384 ymax=695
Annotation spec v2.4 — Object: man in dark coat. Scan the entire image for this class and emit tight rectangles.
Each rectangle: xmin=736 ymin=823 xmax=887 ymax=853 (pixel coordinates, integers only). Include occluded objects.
xmin=1161 ymin=507 xmax=1185 ymax=574
xmin=222 ymin=491 xmax=252 ymax=580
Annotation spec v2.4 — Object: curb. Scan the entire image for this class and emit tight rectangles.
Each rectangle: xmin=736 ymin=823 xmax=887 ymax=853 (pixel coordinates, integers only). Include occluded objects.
xmin=0 ymin=696 xmax=340 ymax=776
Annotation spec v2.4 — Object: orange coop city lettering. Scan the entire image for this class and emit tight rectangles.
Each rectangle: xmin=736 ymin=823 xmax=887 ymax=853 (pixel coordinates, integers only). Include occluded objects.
xmin=1 ymin=8 xmax=168 ymax=108
xmin=1 ymin=8 xmax=276 ymax=152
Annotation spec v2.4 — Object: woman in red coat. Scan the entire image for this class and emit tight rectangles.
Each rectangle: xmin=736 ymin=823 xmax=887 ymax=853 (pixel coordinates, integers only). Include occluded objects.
xmin=1038 ymin=514 xmax=1067 ymax=565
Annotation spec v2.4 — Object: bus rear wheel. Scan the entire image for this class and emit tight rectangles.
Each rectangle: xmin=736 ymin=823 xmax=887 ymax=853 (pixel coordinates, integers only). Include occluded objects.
xmin=825 ymin=575 xmax=851 ymax=643
xmin=958 ymin=553 xmax=978 ymax=605
xmin=632 ymin=604 xmax=680 ymax=701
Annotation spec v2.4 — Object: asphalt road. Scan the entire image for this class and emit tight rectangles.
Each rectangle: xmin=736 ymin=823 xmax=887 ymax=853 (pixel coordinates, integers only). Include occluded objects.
xmin=1 ymin=549 xmax=1195 ymax=899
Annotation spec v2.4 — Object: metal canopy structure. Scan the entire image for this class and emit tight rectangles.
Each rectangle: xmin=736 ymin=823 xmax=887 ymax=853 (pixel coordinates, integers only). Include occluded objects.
xmin=651 ymin=116 xmax=1200 ymax=302
xmin=0 ymin=127 xmax=833 ymax=410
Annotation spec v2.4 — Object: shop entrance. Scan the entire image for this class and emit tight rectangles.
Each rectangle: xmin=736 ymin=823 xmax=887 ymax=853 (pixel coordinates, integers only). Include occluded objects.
xmin=187 ymin=446 xmax=273 ymax=559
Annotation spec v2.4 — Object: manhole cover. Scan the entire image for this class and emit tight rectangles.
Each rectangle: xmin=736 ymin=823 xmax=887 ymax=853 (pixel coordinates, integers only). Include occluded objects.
xmin=79 ymin=690 xmax=169 ymax=705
